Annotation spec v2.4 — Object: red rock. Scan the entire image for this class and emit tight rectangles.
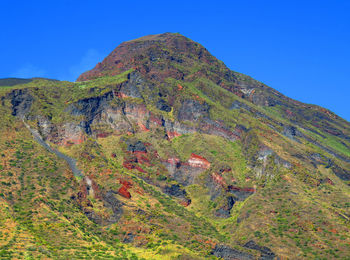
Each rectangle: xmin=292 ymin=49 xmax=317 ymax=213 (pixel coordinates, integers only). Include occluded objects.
xmin=138 ymin=122 xmax=149 ymax=132
xmin=118 ymin=186 xmax=131 ymax=199
xmin=188 ymin=153 xmax=211 ymax=169
xmin=212 ymin=172 xmax=226 ymax=187
xmin=167 ymin=131 xmax=181 ymax=139
xmin=120 ymin=180 xmax=133 ymax=189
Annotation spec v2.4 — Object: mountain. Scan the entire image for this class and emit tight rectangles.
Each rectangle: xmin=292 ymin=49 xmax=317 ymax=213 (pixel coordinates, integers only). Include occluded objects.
xmin=0 ymin=33 xmax=349 ymax=259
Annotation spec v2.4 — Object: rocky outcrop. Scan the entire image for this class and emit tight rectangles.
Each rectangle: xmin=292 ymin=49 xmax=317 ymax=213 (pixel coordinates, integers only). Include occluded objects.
xmin=118 ymin=72 xmax=144 ymax=98
xmin=227 ymin=186 xmax=255 ymax=201
xmin=118 ymin=180 xmax=133 ymax=199
xmin=163 ymin=154 xmax=210 ymax=186
xmin=163 ymin=184 xmax=191 ymax=206
xmin=243 ymin=240 xmax=276 ymax=260
xmin=126 ymin=140 xmax=147 ymax=153
xmin=178 ymin=99 xmax=210 ymax=122
xmin=65 ymin=91 xmax=114 ymax=134
xmin=211 ymin=244 xmax=253 ymax=260
xmin=102 ymin=190 xmax=124 ymax=223
xmin=9 ymin=89 xmax=34 ymax=118
xmin=188 ymin=153 xmax=211 ymax=169
xmin=215 ymin=196 xmax=235 ymax=218
xmin=282 ymin=125 xmax=302 ymax=143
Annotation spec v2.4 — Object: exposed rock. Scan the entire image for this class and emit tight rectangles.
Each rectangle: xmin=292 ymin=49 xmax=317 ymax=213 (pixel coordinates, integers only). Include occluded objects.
xmin=118 ymin=71 xmax=143 ymax=98
xmin=118 ymin=186 xmax=131 ymax=199
xmin=9 ymin=89 xmax=34 ymax=118
xmin=37 ymin=116 xmax=55 ymax=139
xmin=164 ymin=184 xmax=186 ymax=197
xmin=57 ymin=122 xmax=86 ymax=145
xmin=215 ymin=196 xmax=235 ymax=218
xmin=164 ymin=119 xmax=196 ymax=138
xmin=118 ymin=180 xmax=133 ymax=199
xmin=230 ymin=100 xmax=250 ymax=110
xmin=211 ymin=244 xmax=254 ymax=260
xmin=282 ymin=125 xmax=302 ymax=143
xmin=227 ymin=186 xmax=255 ymax=201
xmin=188 ymin=153 xmax=211 ymax=169
xmin=102 ymin=190 xmax=124 ymax=223
xmin=331 ymin=164 xmax=350 ymax=181
xmin=243 ymin=240 xmax=276 ymax=260
xmin=156 ymin=99 xmax=171 ymax=112
xmin=66 ymin=91 xmax=114 ymax=134
xmin=163 ymin=156 xmax=207 ymax=186
xmin=163 ymin=184 xmax=191 ymax=206
xmin=200 ymin=118 xmax=241 ymax=141
xmin=126 ymin=140 xmax=147 ymax=153
xmin=178 ymin=99 xmax=209 ymax=122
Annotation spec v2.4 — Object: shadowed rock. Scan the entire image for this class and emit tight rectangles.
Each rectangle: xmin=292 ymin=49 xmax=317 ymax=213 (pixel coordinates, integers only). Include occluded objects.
xmin=156 ymin=99 xmax=171 ymax=112
xmin=102 ymin=190 xmax=124 ymax=223
xmin=212 ymin=244 xmax=253 ymax=260
xmin=9 ymin=89 xmax=34 ymax=118
xmin=178 ymin=99 xmax=210 ymax=121
xmin=215 ymin=196 xmax=235 ymax=218
xmin=244 ymin=240 xmax=276 ymax=260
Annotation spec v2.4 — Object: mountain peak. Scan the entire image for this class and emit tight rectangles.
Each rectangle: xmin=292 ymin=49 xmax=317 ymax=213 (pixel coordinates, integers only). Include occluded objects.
xmin=77 ymin=32 xmax=220 ymax=82
xmin=124 ymin=32 xmax=185 ymax=43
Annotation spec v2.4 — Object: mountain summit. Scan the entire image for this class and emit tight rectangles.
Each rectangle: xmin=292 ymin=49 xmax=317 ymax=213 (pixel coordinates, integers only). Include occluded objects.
xmin=78 ymin=33 xmax=221 ymax=82
xmin=0 ymin=33 xmax=349 ymax=259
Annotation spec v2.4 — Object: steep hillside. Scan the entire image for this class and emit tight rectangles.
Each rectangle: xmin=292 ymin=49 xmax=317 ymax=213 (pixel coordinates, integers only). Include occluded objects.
xmin=0 ymin=33 xmax=349 ymax=259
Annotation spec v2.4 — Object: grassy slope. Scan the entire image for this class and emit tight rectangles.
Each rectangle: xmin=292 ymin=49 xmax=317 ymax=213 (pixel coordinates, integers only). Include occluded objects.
xmin=0 ymin=73 xmax=349 ymax=259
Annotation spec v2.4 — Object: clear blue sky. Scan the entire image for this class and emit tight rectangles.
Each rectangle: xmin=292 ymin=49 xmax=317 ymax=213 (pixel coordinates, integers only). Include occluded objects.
xmin=1 ymin=0 xmax=349 ymax=121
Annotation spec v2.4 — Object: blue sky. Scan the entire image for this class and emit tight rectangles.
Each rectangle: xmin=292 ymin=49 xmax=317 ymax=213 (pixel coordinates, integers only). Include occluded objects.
xmin=1 ymin=0 xmax=349 ymax=121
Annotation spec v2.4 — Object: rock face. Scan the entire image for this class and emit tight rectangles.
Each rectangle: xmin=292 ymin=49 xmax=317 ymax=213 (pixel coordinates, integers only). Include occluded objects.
xmin=243 ymin=240 xmax=276 ymax=260
xmin=188 ymin=153 xmax=211 ymax=169
xmin=163 ymin=154 xmax=210 ymax=186
xmin=212 ymin=244 xmax=254 ymax=260
xmin=9 ymin=89 xmax=34 ymax=118
xmin=78 ymin=33 xmax=350 ymax=163
xmin=178 ymin=99 xmax=210 ymax=122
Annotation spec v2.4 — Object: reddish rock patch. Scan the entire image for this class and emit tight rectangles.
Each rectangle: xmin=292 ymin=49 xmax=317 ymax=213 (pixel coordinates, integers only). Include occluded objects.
xmin=138 ymin=122 xmax=150 ymax=132
xmin=167 ymin=131 xmax=181 ymax=139
xmin=188 ymin=153 xmax=211 ymax=169
xmin=212 ymin=172 xmax=226 ymax=187
xmin=118 ymin=179 xmax=133 ymax=199
xmin=118 ymin=186 xmax=131 ymax=199
xmin=227 ymin=186 xmax=256 ymax=193
xmin=120 ymin=180 xmax=133 ymax=189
